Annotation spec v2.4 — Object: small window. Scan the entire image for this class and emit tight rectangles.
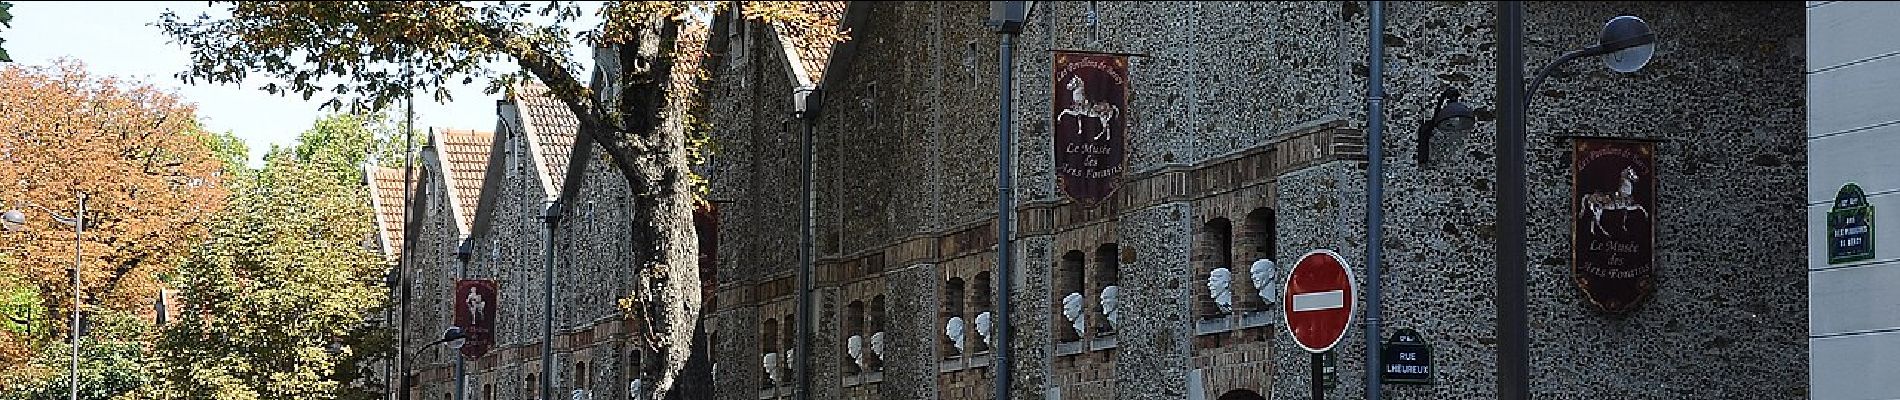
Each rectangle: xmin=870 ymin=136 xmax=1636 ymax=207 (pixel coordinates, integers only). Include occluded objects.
xmin=483 ymin=384 xmax=494 ymax=400
xmin=1236 ymin=208 xmax=1277 ymax=312
xmin=1198 ymin=218 xmax=1234 ymax=318
xmin=575 ymin=361 xmax=588 ymax=390
xmin=941 ymin=277 xmax=966 ymax=359
xmin=844 ymin=300 xmax=866 ymax=374
xmin=969 ymin=272 xmax=993 ymax=353
xmin=868 ymin=296 xmax=886 ymax=371
xmin=526 ymin=373 xmax=538 ymax=400
xmin=761 ymin=318 xmax=779 ymax=389
xmin=1055 ymin=251 xmax=1087 ymax=342
xmin=1092 ymin=244 xmax=1121 ymax=337
xmin=781 ymin=313 xmax=795 ymax=386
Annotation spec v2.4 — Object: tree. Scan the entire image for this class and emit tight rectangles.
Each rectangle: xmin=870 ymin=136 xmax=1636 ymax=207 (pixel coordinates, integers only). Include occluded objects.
xmin=0 ymin=60 xmax=229 ymax=371
xmin=2 ymin=310 xmax=155 ymax=400
xmin=156 ymin=3 xmax=840 ymax=397
xmin=143 ymin=149 xmax=391 ymax=400
xmin=1 ymin=1 xmax=13 ymax=62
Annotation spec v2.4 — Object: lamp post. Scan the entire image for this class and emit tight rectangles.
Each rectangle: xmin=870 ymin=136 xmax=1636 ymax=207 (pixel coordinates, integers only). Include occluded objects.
xmin=1495 ymin=5 xmax=1654 ymax=399
xmin=454 ymin=241 xmax=472 ymax=400
xmin=4 ymin=192 xmax=87 ymax=400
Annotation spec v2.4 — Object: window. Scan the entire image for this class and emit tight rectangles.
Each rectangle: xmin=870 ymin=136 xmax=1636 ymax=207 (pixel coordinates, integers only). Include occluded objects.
xmin=1235 ymin=208 xmax=1276 ymax=312
xmin=1091 ymin=244 xmax=1121 ymax=337
xmin=969 ymin=272 xmax=993 ymax=353
xmin=844 ymin=300 xmax=865 ymax=374
xmin=941 ymin=277 xmax=965 ymax=359
xmin=781 ymin=313 xmax=794 ymax=385
xmin=483 ymin=384 xmax=494 ymax=400
xmin=868 ymin=296 xmax=886 ymax=371
xmin=526 ymin=373 xmax=538 ymax=400
xmin=1197 ymin=218 xmax=1234 ymax=319
xmin=761 ymin=318 xmax=779 ymax=389
xmin=575 ymin=361 xmax=588 ymax=391
xmin=1054 ymin=251 xmax=1087 ymax=342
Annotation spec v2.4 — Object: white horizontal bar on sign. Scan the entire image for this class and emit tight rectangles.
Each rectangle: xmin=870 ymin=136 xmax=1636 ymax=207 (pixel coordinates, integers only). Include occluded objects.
xmin=1290 ymin=290 xmax=1345 ymax=312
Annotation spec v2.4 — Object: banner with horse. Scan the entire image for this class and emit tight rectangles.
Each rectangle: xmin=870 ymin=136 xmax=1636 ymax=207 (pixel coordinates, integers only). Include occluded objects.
xmin=1052 ymin=50 xmax=1131 ymax=207
xmin=1571 ymin=138 xmax=1657 ymax=313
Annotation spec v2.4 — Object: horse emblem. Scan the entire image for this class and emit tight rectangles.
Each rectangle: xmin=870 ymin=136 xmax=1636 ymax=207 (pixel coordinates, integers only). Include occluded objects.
xmin=1058 ymin=75 xmax=1118 ymax=141
xmin=1578 ymin=166 xmax=1649 ymax=236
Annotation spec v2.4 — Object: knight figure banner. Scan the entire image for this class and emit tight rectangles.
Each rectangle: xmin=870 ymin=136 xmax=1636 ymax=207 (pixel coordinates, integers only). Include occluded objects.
xmin=1053 ymin=51 xmax=1131 ymax=206
xmin=454 ymin=279 xmax=499 ymax=359
xmin=1571 ymin=139 xmax=1657 ymax=313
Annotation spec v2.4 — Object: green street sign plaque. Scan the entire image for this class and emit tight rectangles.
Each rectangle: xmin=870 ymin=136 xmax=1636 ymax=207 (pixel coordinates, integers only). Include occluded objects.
xmin=1830 ymin=183 xmax=1876 ymax=264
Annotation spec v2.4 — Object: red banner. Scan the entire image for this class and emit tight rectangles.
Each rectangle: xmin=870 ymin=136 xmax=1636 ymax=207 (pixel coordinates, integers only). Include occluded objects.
xmin=454 ymin=279 xmax=498 ymax=359
xmin=1053 ymin=51 xmax=1131 ymax=207
xmin=1571 ymin=139 xmax=1657 ymax=313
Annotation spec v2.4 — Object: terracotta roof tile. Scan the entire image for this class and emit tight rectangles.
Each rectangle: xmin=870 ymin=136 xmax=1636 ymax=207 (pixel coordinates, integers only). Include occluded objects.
xmin=774 ymin=1 xmax=848 ymax=84
xmin=509 ymin=84 xmax=580 ymax=194
xmin=433 ymin=129 xmax=494 ymax=234
xmin=368 ymin=166 xmax=414 ymax=261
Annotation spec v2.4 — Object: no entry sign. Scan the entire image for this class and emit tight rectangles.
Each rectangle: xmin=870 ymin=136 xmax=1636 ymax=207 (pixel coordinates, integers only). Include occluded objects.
xmin=1282 ymin=249 xmax=1358 ymax=353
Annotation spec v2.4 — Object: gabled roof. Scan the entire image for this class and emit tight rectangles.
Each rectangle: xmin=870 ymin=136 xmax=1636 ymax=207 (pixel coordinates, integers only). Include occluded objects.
xmin=510 ymin=83 xmax=580 ymax=196
xmin=430 ymin=128 xmax=494 ymax=236
xmin=557 ymin=18 xmax=715 ymax=213
xmin=768 ymin=1 xmax=849 ymax=87
xmin=365 ymin=164 xmax=414 ymax=262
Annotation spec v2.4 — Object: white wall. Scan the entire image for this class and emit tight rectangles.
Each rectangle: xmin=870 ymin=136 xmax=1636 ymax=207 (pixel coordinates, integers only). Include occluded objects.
xmin=1810 ymin=2 xmax=1900 ymax=399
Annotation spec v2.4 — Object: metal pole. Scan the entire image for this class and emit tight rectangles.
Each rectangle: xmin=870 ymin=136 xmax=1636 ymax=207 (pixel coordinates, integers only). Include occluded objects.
xmin=70 ymin=192 xmax=84 ymax=400
xmin=1364 ymin=2 xmax=1386 ymax=399
xmin=456 ymin=242 xmax=470 ymax=400
xmin=399 ymin=57 xmax=417 ymax=400
xmin=541 ymin=201 xmax=560 ymax=400
xmin=992 ymin=29 xmax=1017 ymax=400
xmin=794 ymin=86 xmax=816 ymax=400
xmin=1495 ymin=2 xmax=1528 ymax=399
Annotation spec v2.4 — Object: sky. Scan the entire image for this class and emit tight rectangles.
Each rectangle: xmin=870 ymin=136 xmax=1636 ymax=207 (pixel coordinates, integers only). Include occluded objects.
xmin=6 ymin=1 xmax=600 ymax=167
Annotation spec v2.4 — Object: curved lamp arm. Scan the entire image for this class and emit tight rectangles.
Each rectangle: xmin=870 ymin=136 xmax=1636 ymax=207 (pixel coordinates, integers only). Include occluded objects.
xmin=1526 ymin=49 xmax=1589 ymax=109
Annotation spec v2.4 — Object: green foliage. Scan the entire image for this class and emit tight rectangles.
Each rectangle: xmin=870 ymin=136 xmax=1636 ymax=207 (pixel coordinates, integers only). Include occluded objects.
xmin=143 ymin=141 xmax=391 ymax=400
xmin=0 ymin=1 xmax=13 ymax=62
xmin=196 ymin=130 xmax=251 ymax=174
xmin=2 ymin=311 xmax=154 ymax=400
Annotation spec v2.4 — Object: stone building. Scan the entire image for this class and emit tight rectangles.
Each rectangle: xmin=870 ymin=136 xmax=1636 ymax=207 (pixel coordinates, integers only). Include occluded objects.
xmin=374 ymin=16 xmax=719 ymax=400
xmin=378 ymin=2 xmax=1806 ymax=400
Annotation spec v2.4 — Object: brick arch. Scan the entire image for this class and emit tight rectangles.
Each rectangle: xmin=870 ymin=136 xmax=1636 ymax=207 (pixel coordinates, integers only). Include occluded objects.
xmin=1217 ymin=388 xmax=1266 ymax=400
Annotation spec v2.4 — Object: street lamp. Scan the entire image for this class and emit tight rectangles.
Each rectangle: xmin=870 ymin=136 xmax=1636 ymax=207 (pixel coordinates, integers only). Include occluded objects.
xmin=4 ymin=192 xmax=87 ymax=400
xmin=404 ymin=327 xmax=468 ymax=400
xmin=1415 ymin=89 xmax=1476 ymax=167
xmin=1496 ymin=6 xmax=1654 ymax=400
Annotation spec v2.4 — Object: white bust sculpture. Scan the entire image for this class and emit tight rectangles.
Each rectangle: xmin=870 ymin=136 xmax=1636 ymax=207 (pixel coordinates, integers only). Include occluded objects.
xmin=571 ymin=389 xmax=590 ymax=400
xmin=1099 ymin=285 xmax=1121 ymax=328
xmin=944 ymin=316 xmax=968 ymax=353
xmin=870 ymin=331 xmax=887 ymax=360
xmin=973 ymin=311 xmax=994 ymax=347
xmin=1208 ymin=267 xmax=1234 ymax=313
xmin=762 ymin=352 xmax=781 ymax=383
xmin=1250 ymin=259 xmax=1278 ymax=305
xmin=628 ymin=379 xmax=642 ymax=399
xmin=846 ymin=334 xmax=866 ymax=370
xmin=1061 ymin=292 xmax=1085 ymax=338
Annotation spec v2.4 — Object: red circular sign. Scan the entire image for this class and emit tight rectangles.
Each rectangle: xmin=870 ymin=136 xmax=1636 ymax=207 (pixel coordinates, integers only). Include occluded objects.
xmin=1281 ymin=249 xmax=1357 ymax=353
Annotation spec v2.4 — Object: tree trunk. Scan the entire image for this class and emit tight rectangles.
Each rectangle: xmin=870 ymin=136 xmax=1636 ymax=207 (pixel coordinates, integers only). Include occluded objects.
xmin=512 ymin=15 xmax=700 ymax=400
